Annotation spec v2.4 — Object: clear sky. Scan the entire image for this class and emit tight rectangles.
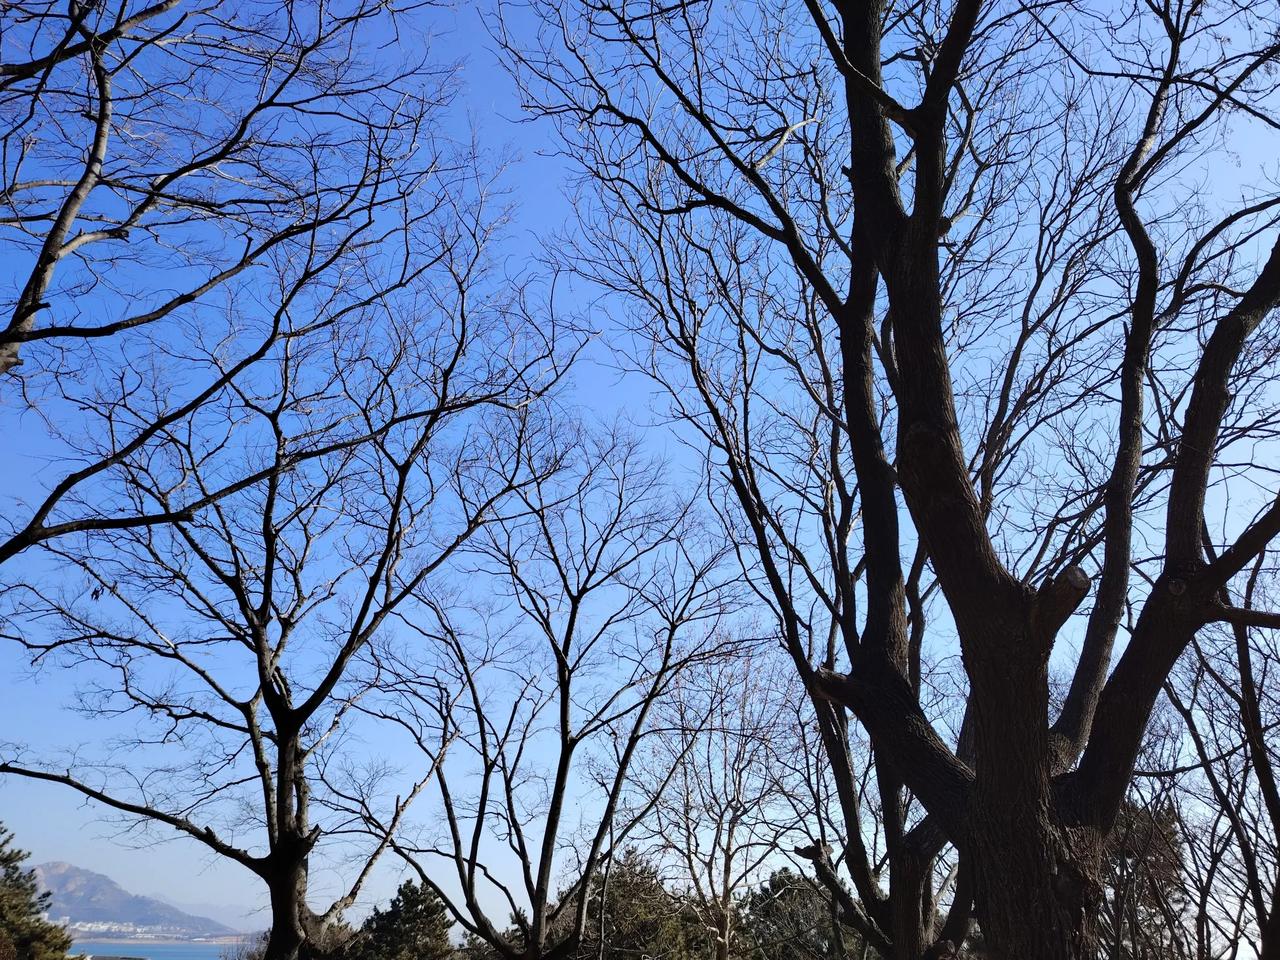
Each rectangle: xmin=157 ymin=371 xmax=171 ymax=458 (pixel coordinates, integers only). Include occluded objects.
xmin=0 ymin=0 xmax=610 ymax=926
xmin=5 ymin=0 xmax=1278 ymax=935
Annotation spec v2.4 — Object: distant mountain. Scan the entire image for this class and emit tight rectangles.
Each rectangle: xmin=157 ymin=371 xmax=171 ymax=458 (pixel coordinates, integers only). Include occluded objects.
xmin=144 ymin=895 xmax=258 ymax=935
xmin=35 ymin=862 xmax=238 ymax=940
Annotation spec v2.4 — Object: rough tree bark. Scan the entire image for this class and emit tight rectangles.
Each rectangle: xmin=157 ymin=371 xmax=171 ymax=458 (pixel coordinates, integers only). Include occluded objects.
xmin=500 ymin=0 xmax=1280 ymax=955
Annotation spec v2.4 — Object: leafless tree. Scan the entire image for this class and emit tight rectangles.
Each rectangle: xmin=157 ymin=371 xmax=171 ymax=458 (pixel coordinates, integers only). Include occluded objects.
xmin=0 ymin=177 xmax=572 ymax=960
xmin=0 ymin=0 xmax=455 ymax=563
xmin=1092 ymin=730 xmax=1193 ymax=960
xmin=498 ymin=0 xmax=1280 ymax=956
xmin=355 ymin=431 xmax=735 ymax=960
xmin=629 ymin=649 xmax=804 ymax=960
xmin=1151 ymin=552 xmax=1280 ymax=959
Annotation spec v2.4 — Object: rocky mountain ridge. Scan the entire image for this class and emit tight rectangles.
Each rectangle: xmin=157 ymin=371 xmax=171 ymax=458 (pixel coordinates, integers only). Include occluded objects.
xmin=35 ymin=862 xmax=238 ymax=940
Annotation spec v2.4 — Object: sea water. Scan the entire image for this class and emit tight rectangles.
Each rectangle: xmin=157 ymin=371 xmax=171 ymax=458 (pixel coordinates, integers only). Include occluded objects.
xmin=72 ymin=941 xmax=249 ymax=960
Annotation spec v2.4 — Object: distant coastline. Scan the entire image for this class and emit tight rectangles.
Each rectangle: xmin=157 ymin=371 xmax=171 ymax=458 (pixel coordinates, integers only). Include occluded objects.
xmin=38 ymin=863 xmax=243 ymax=943
xmin=70 ymin=937 xmax=249 ymax=960
xmin=71 ymin=937 xmax=248 ymax=946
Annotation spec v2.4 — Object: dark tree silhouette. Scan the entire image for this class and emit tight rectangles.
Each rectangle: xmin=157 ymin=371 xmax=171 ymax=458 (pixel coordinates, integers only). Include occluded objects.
xmin=499 ymin=0 xmax=1280 ymax=955
xmin=0 ymin=181 xmax=573 ymax=960
xmin=355 ymin=432 xmax=734 ymax=960
xmin=346 ymin=881 xmax=453 ymax=960
xmin=0 ymin=0 xmax=453 ymax=565
xmin=0 ymin=825 xmax=70 ymax=960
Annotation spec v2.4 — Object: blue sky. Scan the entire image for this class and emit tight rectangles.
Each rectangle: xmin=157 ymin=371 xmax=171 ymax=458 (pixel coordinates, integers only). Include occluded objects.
xmin=5 ymin=0 xmax=1280 ymax=935
xmin=1 ymin=0 xmax=695 ymax=929
xmin=0 ymin=0 xmax=608 ymax=926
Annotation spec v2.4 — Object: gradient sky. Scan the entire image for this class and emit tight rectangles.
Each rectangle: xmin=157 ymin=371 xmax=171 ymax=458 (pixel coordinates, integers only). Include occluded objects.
xmin=5 ymin=0 xmax=1278 ymax=933
xmin=0 ymin=1 xmax=596 ymax=926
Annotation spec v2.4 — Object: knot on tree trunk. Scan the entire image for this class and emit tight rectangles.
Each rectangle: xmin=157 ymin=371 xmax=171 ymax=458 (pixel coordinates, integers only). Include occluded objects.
xmin=1032 ymin=565 xmax=1091 ymax=645
xmin=808 ymin=666 xmax=849 ymax=704
xmin=792 ymin=840 xmax=833 ymax=863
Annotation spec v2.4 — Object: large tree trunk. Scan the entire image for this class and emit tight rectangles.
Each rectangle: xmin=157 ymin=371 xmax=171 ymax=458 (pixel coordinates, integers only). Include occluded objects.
xmin=886 ymin=853 xmax=928 ymax=960
xmin=1261 ymin=903 xmax=1280 ymax=960
xmin=262 ymin=851 xmax=311 ymax=960
xmin=714 ymin=920 xmax=730 ymax=960
xmin=969 ymin=816 xmax=1101 ymax=959
xmin=964 ymin=639 xmax=1103 ymax=960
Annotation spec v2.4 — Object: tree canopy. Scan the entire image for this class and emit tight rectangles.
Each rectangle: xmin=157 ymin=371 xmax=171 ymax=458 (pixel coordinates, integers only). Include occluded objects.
xmin=4 ymin=1 xmax=1280 ymax=959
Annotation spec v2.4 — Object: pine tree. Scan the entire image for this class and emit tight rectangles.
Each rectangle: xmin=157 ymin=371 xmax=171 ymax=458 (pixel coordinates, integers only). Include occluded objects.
xmin=347 ymin=882 xmax=452 ymax=960
xmin=572 ymin=852 xmax=715 ymax=960
xmin=739 ymin=870 xmax=861 ymax=960
xmin=0 ymin=825 xmax=70 ymax=960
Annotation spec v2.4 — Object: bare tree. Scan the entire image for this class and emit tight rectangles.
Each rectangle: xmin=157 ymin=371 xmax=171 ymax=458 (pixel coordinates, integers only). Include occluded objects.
xmin=1153 ymin=554 xmax=1280 ymax=959
xmin=499 ymin=0 xmax=1280 ymax=956
xmin=630 ymin=650 xmax=803 ymax=960
xmin=356 ymin=431 xmax=735 ymax=960
xmin=1092 ymin=733 xmax=1192 ymax=960
xmin=0 ymin=0 xmax=453 ymax=563
xmin=0 ymin=178 xmax=572 ymax=960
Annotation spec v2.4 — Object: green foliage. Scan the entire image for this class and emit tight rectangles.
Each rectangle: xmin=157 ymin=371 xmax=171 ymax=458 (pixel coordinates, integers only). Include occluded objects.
xmin=425 ymin=856 xmax=860 ymax=960
xmin=574 ymin=853 xmax=716 ymax=960
xmin=455 ymin=932 xmax=500 ymax=960
xmin=0 ymin=825 xmax=70 ymax=960
xmin=346 ymin=882 xmax=452 ymax=960
xmin=739 ymin=870 xmax=859 ymax=960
